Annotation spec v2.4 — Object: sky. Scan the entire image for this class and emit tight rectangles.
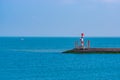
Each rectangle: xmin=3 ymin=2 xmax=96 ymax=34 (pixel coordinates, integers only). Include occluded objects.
xmin=0 ymin=0 xmax=120 ymax=37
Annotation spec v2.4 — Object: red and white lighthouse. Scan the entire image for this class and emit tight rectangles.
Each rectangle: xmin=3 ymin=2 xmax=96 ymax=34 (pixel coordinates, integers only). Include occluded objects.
xmin=80 ymin=33 xmax=84 ymax=48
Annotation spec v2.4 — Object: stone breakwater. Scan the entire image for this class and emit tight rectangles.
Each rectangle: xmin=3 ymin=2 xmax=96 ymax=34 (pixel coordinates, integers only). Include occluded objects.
xmin=63 ymin=48 xmax=120 ymax=53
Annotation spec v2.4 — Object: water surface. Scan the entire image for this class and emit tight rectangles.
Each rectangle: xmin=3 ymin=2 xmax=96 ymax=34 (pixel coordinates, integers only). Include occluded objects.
xmin=0 ymin=37 xmax=120 ymax=80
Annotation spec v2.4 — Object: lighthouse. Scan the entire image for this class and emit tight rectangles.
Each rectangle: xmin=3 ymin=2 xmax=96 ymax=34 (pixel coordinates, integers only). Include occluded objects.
xmin=80 ymin=33 xmax=84 ymax=48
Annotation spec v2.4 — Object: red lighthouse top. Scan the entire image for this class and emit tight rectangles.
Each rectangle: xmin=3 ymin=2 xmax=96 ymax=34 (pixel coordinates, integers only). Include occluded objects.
xmin=81 ymin=33 xmax=84 ymax=37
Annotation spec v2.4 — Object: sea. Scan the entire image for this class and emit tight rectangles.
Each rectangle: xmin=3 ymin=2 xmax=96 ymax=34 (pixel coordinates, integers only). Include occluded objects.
xmin=0 ymin=37 xmax=120 ymax=80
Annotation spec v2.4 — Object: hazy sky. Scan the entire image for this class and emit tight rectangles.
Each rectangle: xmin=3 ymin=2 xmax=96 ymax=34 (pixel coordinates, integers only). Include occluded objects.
xmin=1 ymin=0 xmax=120 ymax=37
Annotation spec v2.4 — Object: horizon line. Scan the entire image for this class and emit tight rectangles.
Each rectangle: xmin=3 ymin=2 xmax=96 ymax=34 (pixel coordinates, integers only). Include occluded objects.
xmin=0 ymin=36 xmax=120 ymax=37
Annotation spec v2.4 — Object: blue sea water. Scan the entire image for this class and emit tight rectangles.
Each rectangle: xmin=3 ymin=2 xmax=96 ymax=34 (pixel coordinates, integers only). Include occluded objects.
xmin=0 ymin=37 xmax=120 ymax=80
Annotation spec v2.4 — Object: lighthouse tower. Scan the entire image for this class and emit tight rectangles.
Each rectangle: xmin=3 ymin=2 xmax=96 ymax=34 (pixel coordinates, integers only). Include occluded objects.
xmin=80 ymin=33 xmax=84 ymax=48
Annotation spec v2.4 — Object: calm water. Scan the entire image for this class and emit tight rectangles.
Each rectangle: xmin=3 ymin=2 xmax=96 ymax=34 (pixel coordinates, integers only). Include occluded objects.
xmin=0 ymin=37 xmax=120 ymax=80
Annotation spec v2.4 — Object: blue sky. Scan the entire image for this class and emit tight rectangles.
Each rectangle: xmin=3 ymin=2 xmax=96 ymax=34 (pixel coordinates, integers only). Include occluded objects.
xmin=0 ymin=0 xmax=120 ymax=37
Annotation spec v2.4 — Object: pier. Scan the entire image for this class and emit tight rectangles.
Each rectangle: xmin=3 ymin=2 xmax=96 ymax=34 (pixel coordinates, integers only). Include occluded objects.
xmin=63 ymin=33 xmax=120 ymax=53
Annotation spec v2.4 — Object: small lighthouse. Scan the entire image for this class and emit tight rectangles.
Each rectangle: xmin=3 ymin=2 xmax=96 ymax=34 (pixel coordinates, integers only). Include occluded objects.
xmin=80 ymin=33 xmax=84 ymax=48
